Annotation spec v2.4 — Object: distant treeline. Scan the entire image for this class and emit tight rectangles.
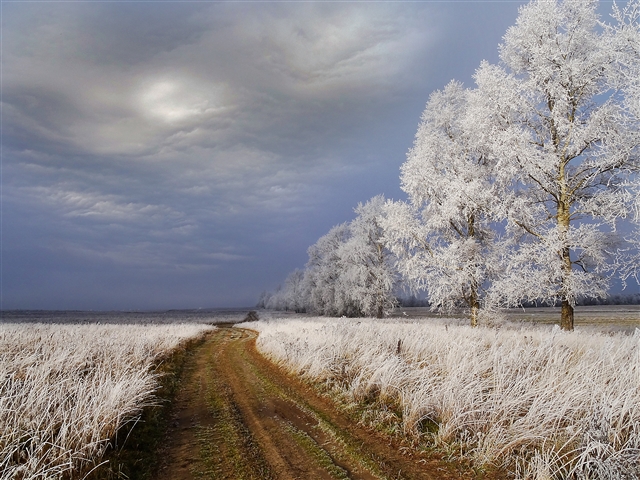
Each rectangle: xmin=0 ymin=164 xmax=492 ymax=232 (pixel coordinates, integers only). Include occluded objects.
xmin=564 ymin=293 xmax=640 ymax=306
xmin=533 ymin=293 xmax=640 ymax=307
xmin=398 ymin=293 xmax=640 ymax=308
xmin=258 ymin=292 xmax=640 ymax=312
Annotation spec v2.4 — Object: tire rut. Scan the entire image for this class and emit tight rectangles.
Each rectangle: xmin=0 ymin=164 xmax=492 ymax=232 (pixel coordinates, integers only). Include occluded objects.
xmin=155 ymin=327 xmax=490 ymax=480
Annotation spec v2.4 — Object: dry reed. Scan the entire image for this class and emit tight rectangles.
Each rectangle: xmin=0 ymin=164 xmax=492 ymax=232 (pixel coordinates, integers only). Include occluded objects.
xmin=0 ymin=323 xmax=214 ymax=480
xmin=246 ymin=317 xmax=640 ymax=479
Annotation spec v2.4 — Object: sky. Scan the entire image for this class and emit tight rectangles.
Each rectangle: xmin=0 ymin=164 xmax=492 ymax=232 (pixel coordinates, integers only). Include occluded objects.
xmin=2 ymin=0 xmax=604 ymax=311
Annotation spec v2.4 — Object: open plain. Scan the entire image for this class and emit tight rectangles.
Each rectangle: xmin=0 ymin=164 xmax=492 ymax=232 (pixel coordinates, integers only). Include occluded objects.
xmin=2 ymin=305 xmax=639 ymax=479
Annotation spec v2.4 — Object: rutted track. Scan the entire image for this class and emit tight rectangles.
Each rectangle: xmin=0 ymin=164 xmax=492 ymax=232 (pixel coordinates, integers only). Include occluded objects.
xmin=155 ymin=327 xmax=484 ymax=480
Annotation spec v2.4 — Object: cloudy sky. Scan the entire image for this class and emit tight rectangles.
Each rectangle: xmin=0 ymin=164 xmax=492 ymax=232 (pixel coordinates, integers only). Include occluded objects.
xmin=1 ymin=0 xmax=535 ymax=310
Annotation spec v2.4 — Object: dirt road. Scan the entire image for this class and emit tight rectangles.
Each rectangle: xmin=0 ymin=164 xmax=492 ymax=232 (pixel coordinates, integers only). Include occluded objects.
xmin=155 ymin=327 xmax=487 ymax=480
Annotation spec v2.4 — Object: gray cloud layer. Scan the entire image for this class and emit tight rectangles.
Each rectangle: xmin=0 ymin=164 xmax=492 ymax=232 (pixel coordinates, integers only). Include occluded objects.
xmin=2 ymin=1 xmax=523 ymax=310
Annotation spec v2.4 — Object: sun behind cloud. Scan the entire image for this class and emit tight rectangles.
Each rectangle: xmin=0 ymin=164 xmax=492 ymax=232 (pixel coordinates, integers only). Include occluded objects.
xmin=137 ymin=78 xmax=225 ymax=124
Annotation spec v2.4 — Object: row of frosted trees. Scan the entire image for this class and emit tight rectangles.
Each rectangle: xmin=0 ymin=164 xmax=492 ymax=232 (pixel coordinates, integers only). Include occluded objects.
xmin=259 ymin=195 xmax=399 ymax=318
xmin=262 ymin=0 xmax=640 ymax=330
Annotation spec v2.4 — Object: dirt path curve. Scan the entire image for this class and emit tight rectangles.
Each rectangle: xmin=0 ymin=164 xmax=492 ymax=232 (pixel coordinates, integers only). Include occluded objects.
xmin=154 ymin=326 xmax=484 ymax=480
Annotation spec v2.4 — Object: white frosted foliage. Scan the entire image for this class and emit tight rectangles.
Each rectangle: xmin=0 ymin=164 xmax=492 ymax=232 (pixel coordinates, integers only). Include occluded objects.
xmin=305 ymin=222 xmax=354 ymax=316
xmin=471 ymin=0 xmax=640 ymax=327
xmin=265 ymin=196 xmax=399 ymax=317
xmin=337 ymin=195 xmax=398 ymax=318
xmin=382 ymin=81 xmax=505 ymax=325
xmin=304 ymin=196 xmax=398 ymax=317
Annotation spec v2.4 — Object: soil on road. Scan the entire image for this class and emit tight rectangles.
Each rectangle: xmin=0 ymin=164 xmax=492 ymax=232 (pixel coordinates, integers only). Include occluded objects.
xmin=154 ymin=326 xmax=492 ymax=480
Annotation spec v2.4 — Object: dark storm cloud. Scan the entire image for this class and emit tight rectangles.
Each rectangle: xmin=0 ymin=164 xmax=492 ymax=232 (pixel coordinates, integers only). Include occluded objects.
xmin=2 ymin=1 xmax=524 ymax=309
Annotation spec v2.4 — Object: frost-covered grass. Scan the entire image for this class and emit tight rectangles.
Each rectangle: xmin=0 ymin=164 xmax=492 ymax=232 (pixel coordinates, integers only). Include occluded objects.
xmin=0 ymin=322 xmax=215 ymax=480
xmin=245 ymin=317 xmax=640 ymax=479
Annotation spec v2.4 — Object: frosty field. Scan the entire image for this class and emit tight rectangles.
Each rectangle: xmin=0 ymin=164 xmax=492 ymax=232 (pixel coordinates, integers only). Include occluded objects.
xmin=3 ymin=305 xmax=638 ymax=479
xmin=0 ymin=322 xmax=215 ymax=480
xmin=245 ymin=314 xmax=640 ymax=479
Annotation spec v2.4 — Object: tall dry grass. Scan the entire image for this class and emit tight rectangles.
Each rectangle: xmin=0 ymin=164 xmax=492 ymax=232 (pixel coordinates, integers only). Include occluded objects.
xmin=245 ymin=317 xmax=640 ymax=479
xmin=0 ymin=323 xmax=214 ymax=480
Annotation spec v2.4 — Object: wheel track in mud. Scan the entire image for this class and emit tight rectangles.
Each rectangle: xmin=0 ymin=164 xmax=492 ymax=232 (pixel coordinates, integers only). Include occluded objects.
xmin=155 ymin=326 xmax=494 ymax=480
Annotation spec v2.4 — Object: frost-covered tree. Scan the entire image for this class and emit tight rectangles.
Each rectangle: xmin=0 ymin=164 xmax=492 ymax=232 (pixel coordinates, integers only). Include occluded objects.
xmin=304 ymin=199 xmax=398 ymax=317
xmin=382 ymin=82 xmax=504 ymax=326
xmin=262 ymin=269 xmax=308 ymax=312
xmin=272 ymin=196 xmax=400 ymax=318
xmin=609 ymin=0 xmax=640 ymax=111
xmin=473 ymin=0 xmax=640 ymax=330
xmin=305 ymin=223 xmax=353 ymax=316
xmin=609 ymin=0 xmax=640 ymax=287
xmin=621 ymin=176 xmax=640 ymax=286
xmin=256 ymin=290 xmax=271 ymax=309
xmin=338 ymin=195 xmax=398 ymax=318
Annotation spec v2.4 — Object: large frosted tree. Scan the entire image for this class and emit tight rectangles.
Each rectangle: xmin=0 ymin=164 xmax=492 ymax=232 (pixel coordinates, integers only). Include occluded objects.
xmin=382 ymin=82 xmax=505 ymax=327
xmin=624 ymin=179 xmax=640 ymax=286
xmin=473 ymin=0 xmax=640 ymax=330
xmin=610 ymin=0 xmax=640 ymax=288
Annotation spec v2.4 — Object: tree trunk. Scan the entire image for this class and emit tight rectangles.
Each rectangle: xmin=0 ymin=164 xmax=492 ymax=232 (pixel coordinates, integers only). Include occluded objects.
xmin=557 ymin=159 xmax=574 ymax=331
xmin=469 ymin=285 xmax=479 ymax=327
xmin=470 ymin=304 xmax=479 ymax=328
xmin=375 ymin=241 xmax=385 ymax=319
xmin=467 ymin=215 xmax=479 ymax=328
xmin=561 ymin=300 xmax=574 ymax=331
xmin=560 ymin=243 xmax=575 ymax=331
